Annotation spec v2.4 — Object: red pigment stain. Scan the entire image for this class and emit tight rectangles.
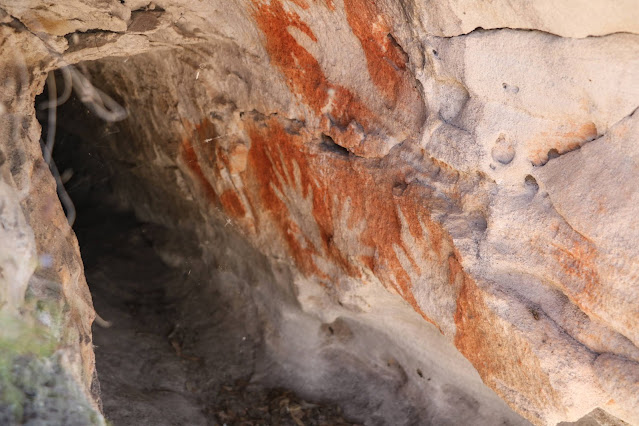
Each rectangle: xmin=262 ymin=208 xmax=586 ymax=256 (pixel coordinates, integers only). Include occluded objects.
xmin=180 ymin=138 xmax=218 ymax=204
xmin=244 ymin=117 xmax=447 ymax=328
xmin=220 ymin=190 xmax=246 ymax=218
xmin=553 ymin=238 xmax=599 ymax=297
xmin=343 ymin=0 xmax=407 ymax=107
xmin=289 ymin=0 xmax=310 ymax=8
xmin=310 ymin=0 xmax=334 ymax=10
xmin=187 ymin=119 xmax=219 ymax=163
xmin=179 ymin=119 xmax=249 ymax=221
xmin=251 ymin=0 xmax=404 ymax=157
xmin=343 ymin=0 xmax=424 ymax=118
xmin=252 ymin=0 xmax=327 ymax=114
xmin=549 ymin=236 xmax=617 ymax=328
xmin=530 ymin=121 xmax=598 ymax=166
xmin=453 ymin=254 xmax=560 ymax=419
xmin=530 ymin=223 xmax=637 ymax=344
xmin=246 ymin=121 xmax=323 ymax=276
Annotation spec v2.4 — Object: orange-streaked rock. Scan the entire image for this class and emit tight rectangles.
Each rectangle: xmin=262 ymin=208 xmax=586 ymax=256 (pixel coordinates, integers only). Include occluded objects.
xmin=453 ymin=257 xmax=562 ymax=424
xmin=529 ymin=121 xmax=598 ymax=166
xmin=344 ymin=0 xmax=410 ymax=108
xmin=251 ymin=0 xmax=424 ymax=158
xmin=242 ymin=118 xmax=453 ymax=328
xmin=180 ymin=138 xmax=218 ymax=205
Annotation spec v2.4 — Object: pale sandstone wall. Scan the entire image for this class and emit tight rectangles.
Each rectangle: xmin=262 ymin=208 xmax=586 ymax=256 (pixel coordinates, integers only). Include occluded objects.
xmin=1 ymin=1 xmax=638 ymax=425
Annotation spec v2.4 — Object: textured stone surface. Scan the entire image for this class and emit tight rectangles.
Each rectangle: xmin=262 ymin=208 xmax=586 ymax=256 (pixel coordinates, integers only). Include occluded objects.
xmin=409 ymin=0 xmax=639 ymax=38
xmin=1 ymin=0 xmax=638 ymax=424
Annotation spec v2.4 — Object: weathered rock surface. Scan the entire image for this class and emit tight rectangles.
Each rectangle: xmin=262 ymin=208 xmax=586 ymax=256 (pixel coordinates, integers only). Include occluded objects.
xmin=1 ymin=0 xmax=638 ymax=425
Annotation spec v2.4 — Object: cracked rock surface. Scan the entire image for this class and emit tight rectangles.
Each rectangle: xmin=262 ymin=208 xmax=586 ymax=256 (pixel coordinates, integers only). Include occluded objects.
xmin=1 ymin=0 xmax=638 ymax=425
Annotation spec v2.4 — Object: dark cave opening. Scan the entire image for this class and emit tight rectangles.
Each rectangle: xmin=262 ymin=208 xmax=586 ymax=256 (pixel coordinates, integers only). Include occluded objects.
xmin=34 ymin=69 xmax=358 ymax=426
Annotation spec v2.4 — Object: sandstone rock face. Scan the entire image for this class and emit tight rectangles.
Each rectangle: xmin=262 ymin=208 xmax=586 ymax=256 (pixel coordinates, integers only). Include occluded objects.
xmin=409 ymin=0 xmax=639 ymax=38
xmin=1 ymin=0 xmax=638 ymax=425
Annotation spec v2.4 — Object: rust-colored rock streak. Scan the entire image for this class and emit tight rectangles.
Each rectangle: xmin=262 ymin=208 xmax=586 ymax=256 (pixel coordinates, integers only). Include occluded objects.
xmin=529 ymin=121 xmax=598 ymax=166
xmin=548 ymin=230 xmax=638 ymax=341
xmin=344 ymin=0 xmax=411 ymax=108
xmin=251 ymin=0 xmax=327 ymax=113
xmin=178 ymin=119 xmax=222 ymax=204
xmin=180 ymin=138 xmax=218 ymax=204
xmin=243 ymin=118 xmax=448 ymax=327
xmin=251 ymin=0 xmax=424 ymax=158
xmin=453 ymin=257 xmax=561 ymax=424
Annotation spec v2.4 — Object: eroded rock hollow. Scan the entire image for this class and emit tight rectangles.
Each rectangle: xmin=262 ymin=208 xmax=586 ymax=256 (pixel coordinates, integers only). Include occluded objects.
xmin=1 ymin=1 xmax=638 ymax=425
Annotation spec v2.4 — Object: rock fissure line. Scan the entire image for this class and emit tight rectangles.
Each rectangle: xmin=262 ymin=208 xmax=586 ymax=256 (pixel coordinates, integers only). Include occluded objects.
xmin=431 ymin=25 xmax=639 ymax=41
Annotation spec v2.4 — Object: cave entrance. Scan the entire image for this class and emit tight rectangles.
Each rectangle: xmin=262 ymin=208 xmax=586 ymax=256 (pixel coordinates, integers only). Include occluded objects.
xmin=35 ymin=67 xmax=356 ymax=425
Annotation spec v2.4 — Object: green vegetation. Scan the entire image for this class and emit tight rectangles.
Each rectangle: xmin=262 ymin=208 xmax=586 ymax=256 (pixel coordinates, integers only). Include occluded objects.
xmin=0 ymin=313 xmax=104 ymax=425
xmin=0 ymin=313 xmax=57 ymax=421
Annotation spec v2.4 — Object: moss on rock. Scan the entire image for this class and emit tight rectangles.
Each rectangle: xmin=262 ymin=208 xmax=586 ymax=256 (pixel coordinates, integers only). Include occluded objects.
xmin=0 ymin=313 xmax=104 ymax=425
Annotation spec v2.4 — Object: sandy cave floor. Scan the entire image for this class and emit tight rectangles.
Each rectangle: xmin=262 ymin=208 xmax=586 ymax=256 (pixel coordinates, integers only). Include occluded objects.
xmin=74 ymin=204 xmax=357 ymax=425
